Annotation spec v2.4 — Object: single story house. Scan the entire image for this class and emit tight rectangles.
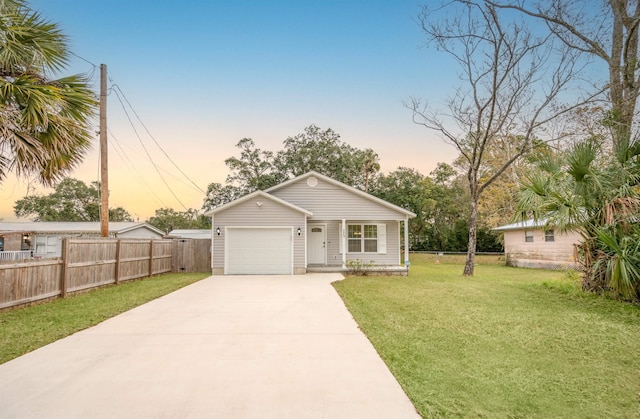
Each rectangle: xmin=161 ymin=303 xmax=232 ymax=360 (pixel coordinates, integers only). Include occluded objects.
xmin=493 ymin=219 xmax=583 ymax=269
xmin=0 ymin=222 xmax=165 ymax=259
xmin=205 ymin=171 xmax=416 ymax=275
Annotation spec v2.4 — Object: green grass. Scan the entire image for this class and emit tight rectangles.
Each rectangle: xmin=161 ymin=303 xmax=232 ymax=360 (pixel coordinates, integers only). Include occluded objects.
xmin=0 ymin=272 xmax=208 ymax=364
xmin=334 ymin=253 xmax=640 ymax=418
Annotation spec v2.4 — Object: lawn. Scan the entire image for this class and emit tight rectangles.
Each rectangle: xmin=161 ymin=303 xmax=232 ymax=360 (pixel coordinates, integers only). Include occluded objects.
xmin=334 ymin=253 xmax=640 ymax=418
xmin=0 ymin=272 xmax=208 ymax=364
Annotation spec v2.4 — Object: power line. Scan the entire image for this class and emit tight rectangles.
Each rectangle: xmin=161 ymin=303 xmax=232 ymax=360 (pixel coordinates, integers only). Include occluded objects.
xmin=110 ymin=84 xmax=206 ymax=194
xmin=110 ymin=125 xmax=204 ymax=195
xmin=107 ymin=128 xmax=168 ymax=209
xmin=69 ymin=52 xmax=98 ymax=84
xmin=70 ymin=52 xmax=98 ymax=68
xmin=111 ymin=87 xmax=190 ymax=211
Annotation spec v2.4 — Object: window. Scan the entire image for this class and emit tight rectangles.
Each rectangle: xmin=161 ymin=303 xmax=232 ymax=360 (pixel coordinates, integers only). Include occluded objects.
xmin=525 ymin=230 xmax=534 ymax=242
xmin=348 ymin=224 xmax=378 ymax=253
xmin=348 ymin=225 xmax=362 ymax=252
xmin=364 ymin=225 xmax=378 ymax=252
xmin=545 ymin=229 xmax=555 ymax=242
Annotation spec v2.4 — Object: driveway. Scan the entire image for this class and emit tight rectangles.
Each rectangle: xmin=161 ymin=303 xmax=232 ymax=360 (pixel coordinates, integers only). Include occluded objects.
xmin=0 ymin=274 xmax=419 ymax=418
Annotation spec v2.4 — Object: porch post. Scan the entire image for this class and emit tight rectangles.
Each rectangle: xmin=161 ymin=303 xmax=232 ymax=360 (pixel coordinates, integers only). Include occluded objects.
xmin=341 ymin=219 xmax=347 ymax=269
xmin=210 ymin=215 xmax=215 ymax=271
xmin=304 ymin=216 xmax=308 ymax=268
xmin=404 ymin=216 xmax=410 ymax=268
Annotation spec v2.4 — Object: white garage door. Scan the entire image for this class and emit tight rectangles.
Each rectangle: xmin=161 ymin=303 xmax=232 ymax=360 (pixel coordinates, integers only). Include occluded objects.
xmin=226 ymin=228 xmax=292 ymax=274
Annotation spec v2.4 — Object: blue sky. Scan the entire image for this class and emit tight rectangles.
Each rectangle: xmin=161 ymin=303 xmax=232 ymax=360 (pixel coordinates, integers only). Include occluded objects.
xmin=1 ymin=0 xmax=460 ymax=221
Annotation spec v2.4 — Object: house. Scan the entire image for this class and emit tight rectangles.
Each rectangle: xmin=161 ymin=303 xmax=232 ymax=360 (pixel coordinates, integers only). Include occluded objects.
xmin=204 ymin=171 xmax=416 ymax=275
xmin=166 ymin=229 xmax=211 ymax=239
xmin=493 ymin=219 xmax=582 ymax=269
xmin=0 ymin=222 xmax=165 ymax=259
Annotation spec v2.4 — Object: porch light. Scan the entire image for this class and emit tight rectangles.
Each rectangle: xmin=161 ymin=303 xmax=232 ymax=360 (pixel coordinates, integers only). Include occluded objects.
xmin=297 ymin=227 xmax=301 ymax=236
xmin=216 ymin=227 xmax=221 ymax=236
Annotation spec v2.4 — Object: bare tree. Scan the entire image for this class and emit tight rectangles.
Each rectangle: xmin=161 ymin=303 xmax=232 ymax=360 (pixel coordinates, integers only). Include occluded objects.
xmin=488 ymin=0 xmax=640 ymax=147
xmin=411 ymin=1 xmax=585 ymax=275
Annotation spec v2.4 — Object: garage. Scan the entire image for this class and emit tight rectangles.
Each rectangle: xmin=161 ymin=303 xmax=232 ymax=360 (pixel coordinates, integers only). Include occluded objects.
xmin=225 ymin=227 xmax=293 ymax=274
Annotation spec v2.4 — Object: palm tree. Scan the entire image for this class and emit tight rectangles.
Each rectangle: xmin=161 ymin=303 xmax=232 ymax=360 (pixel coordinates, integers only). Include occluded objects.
xmin=516 ymin=137 xmax=640 ymax=300
xmin=361 ymin=149 xmax=380 ymax=193
xmin=0 ymin=0 xmax=97 ymax=186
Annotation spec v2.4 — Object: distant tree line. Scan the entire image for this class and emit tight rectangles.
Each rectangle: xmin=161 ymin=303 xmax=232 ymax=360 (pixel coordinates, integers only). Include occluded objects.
xmin=12 ymin=124 xmax=509 ymax=252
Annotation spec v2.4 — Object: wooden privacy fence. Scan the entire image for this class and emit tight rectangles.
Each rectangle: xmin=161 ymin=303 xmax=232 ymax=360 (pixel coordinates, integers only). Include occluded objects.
xmin=0 ymin=238 xmax=211 ymax=310
xmin=172 ymin=238 xmax=211 ymax=273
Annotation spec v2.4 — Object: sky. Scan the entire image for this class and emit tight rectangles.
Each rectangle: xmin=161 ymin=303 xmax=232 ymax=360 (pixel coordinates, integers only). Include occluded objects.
xmin=0 ymin=0 xmax=461 ymax=222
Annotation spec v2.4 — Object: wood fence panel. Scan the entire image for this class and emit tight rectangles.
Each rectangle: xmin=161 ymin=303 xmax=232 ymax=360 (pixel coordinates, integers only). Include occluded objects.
xmin=65 ymin=239 xmax=118 ymax=293
xmin=172 ymin=239 xmax=211 ymax=273
xmin=0 ymin=260 xmax=62 ymax=309
xmin=0 ymin=237 xmax=211 ymax=310
xmin=152 ymin=240 xmax=173 ymax=275
xmin=118 ymin=240 xmax=153 ymax=282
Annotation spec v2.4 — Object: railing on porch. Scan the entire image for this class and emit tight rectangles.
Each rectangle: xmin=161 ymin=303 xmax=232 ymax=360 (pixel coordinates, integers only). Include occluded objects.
xmin=0 ymin=251 xmax=31 ymax=261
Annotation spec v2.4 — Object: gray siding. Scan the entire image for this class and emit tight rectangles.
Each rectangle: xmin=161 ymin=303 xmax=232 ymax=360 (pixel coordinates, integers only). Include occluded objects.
xmin=314 ymin=220 xmax=401 ymax=266
xmin=212 ymin=197 xmax=306 ymax=272
xmin=271 ymin=177 xmax=405 ymax=220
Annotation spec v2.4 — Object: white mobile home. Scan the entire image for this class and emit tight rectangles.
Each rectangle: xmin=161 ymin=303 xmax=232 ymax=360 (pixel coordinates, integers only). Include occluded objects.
xmin=0 ymin=222 xmax=165 ymax=259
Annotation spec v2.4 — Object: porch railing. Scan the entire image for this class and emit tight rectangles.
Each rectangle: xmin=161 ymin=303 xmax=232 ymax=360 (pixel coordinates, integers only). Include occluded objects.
xmin=0 ymin=250 xmax=31 ymax=261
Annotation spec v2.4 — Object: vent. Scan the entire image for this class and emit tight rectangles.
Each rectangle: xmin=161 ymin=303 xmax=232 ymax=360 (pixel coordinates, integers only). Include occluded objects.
xmin=307 ymin=176 xmax=318 ymax=187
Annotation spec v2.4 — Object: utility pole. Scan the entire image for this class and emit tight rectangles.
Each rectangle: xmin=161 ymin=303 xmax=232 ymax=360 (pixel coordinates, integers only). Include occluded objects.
xmin=100 ymin=64 xmax=109 ymax=237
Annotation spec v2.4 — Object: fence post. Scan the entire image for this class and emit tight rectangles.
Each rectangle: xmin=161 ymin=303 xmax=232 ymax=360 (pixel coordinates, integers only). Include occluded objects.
xmin=115 ymin=239 xmax=121 ymax=285
xmin=148 ymin=240 xmax=154 ymax=276
xmin=60 ymin=238 xmax=70 ymax=298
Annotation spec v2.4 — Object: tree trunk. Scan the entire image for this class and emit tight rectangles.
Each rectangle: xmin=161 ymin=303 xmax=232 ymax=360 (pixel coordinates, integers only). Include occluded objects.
xmin=463 ymin=197 xmax=478 ymax=276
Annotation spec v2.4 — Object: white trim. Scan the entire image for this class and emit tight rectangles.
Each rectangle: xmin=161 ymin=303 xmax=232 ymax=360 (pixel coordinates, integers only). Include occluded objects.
xmin=404 ymin=216 xmax=410 ymax=266
xmin=377 ymin=223 xmax=387 ymax=254
xmin=397 ymin=220 xmax=401 ymax=265
xmin=304 ymin=217 xmax=308 ymax=267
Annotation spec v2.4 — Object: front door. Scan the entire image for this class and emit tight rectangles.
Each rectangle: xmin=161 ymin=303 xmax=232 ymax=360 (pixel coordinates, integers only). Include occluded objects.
xmin=307 ymin=224 xmax=326 ymax=264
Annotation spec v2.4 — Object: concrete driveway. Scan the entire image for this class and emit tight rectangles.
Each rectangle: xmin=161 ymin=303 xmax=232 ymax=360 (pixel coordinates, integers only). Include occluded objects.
xmin=0 ymin=274 xmax=419 ymax=418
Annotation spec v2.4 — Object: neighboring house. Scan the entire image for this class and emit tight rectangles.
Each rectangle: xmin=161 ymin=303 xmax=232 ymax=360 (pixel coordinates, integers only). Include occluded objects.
xmin=166 ymin=229 xmax=211 ymax=239
xmin=205 ymin=171 xmax=416 ymax=275
xmin=493 ymin=219 xmax=583 ymax=269
xmin=0 ymin=222 xmax=165 ymax=259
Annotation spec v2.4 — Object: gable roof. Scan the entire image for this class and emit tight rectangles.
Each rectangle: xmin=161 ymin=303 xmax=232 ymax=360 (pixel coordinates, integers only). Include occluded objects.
xmin=204 ymin=190 xmax=313 ymax=216
xmin=0 ymin=222 xmax=164 ymax=236
xmin=265 ymin=171 xmax=416 ymax=218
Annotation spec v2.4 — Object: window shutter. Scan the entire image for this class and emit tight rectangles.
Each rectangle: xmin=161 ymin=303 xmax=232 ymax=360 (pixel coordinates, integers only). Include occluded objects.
xmin=377 ymin=223 xmax=387 ymax=254
xmin=338 ymin=224 xmax=342 ymax=253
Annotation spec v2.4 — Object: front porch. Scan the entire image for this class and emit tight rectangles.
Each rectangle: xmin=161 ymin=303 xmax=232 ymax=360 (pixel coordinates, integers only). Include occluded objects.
xmin=306 ymin=217 xmax=411 ymax=274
